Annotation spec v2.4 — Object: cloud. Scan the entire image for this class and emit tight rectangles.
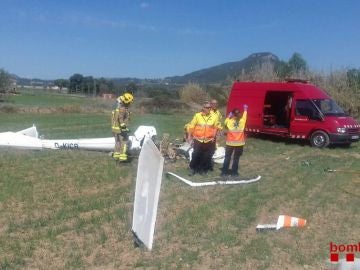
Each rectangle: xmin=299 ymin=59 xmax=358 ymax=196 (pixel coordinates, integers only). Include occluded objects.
xmin=140 ymin=2 xmax=150 ymax=9
xmin=60 ymin=13 xmax=156 ymax=32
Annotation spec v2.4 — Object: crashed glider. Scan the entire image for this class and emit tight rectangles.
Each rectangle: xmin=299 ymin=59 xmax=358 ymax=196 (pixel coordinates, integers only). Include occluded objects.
xmin=0 ymin=125 xmax=157 ymax=152
xmin=0 ymin=125 xmax=226 ymax=163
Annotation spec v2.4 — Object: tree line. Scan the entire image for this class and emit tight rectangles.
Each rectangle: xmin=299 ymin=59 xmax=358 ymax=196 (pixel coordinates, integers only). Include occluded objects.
xmin=1 ymin=53 xmax=359 ymax=116
xmin=54 ymin=74 xmax=138 ymax=96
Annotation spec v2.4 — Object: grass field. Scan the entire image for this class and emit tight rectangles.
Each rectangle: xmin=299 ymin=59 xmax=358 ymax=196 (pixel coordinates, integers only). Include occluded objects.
xmin=0 ymin=92 xmax=359 ymax=269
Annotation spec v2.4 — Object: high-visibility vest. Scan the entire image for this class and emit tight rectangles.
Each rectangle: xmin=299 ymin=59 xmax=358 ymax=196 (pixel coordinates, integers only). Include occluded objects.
xmin=187 ymin=112 xmax=219 ymax=143
xmin=211 ymin=109 xmax=223 ymax=130
xmin=224 ymin=111 xmax=247 ymax=146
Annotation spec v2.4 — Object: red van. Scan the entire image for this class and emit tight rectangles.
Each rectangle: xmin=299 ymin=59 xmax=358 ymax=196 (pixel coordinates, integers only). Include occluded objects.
xmin=227 ymin=80 xmax=360 ymax=147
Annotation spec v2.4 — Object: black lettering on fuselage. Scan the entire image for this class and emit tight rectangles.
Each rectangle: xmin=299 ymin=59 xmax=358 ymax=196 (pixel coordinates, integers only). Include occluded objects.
xmin=54 ymin=142 xmax=79 ymax=150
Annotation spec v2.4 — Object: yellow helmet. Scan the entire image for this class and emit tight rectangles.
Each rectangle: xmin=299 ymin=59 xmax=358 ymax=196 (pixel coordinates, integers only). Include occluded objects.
xmin=119 ymin=93 xmax=134 ymax=104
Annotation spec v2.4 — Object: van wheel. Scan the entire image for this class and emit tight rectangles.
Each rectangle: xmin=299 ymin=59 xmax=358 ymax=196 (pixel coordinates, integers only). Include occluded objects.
xmin=310 ymin=131 xmax=329 ymax=148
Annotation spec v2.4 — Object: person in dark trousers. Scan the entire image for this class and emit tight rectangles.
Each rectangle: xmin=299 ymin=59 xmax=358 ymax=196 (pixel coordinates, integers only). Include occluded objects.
xmin=221 ymin=105 xmax=248 ymax=177
xmin=187 ymin=101 xmax=219 ymax=175
xmin=209 ymin=99 xmax=222 ymax=171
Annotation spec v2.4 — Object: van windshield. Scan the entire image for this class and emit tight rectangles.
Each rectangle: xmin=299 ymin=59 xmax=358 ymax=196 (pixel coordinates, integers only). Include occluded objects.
xmin=312 ymin=99 xmax=346 ymax=116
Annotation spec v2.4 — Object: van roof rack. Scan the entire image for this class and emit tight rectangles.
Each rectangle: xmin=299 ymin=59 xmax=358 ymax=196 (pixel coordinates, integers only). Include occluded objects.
xmin=285 ymin=78 xmax=309 ymax=83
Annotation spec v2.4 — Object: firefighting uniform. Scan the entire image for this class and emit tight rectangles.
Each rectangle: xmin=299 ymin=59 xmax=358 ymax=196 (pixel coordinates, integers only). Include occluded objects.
xmin=111 ymin=105 xmax=130 ymax=161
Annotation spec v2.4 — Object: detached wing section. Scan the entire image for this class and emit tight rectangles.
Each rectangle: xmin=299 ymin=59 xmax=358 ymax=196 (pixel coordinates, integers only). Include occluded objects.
xmin=132 ymin=138 xmax=164 ymax=250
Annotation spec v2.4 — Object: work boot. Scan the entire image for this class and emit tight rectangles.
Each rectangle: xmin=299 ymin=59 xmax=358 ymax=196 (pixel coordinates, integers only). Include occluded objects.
xmin=220 ymin=172 xmax=228 ymax=177
xmin=188 ymin=169 xmax=196 ymax=176
xmin=220 ymin=169 xmax=229 ymax=177
xmin=113 ymin=152 xmax=121 ymax=161
xmin=119 ymin=152 xmax=128 ymax=162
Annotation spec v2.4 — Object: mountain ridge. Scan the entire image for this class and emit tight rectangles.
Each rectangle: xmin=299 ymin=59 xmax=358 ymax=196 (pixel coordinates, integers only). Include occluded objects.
xmin=165 ymin=52 xmax=279 ymax=84
xmin=10 ymin=52 xmax=279 ymax=86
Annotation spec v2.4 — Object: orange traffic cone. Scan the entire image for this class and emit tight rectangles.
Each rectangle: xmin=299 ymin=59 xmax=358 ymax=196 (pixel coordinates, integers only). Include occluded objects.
xmin=256 ymin=215 xmax=307 ymax=232
xmin=276 ymin=215 xmax=306 ymax=230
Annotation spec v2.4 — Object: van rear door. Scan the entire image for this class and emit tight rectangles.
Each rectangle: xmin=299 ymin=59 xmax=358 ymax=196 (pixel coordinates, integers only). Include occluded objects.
xmin=261 ymin=91 xmax=292 ymax=135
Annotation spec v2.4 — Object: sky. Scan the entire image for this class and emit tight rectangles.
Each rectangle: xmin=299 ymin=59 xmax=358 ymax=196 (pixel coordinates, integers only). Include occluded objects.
xmin=0 ymin=0 xmax=359 ymax=80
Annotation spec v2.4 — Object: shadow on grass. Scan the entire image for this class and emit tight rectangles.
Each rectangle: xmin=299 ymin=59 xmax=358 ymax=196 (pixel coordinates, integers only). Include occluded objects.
xmin=248 ymin=133 xmax=308 ymax=147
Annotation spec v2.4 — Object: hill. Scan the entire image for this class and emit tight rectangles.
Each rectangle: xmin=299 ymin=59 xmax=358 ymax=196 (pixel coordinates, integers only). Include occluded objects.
xmin=166 ymin=52 xmax=280 ymax=84
xmin=9 ymin=52 xmax=280 ymax=87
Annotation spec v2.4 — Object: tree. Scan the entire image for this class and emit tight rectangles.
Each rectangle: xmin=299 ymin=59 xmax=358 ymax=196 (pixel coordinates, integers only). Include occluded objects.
xmin=288 ymin=52 xmax=308 ymax=74
xmin=54 ymin=79 xmax=69 ymax=92
xmin=0 ymin=69 xmax=12 ymax=101
xmin=125 ymin=82 xmax=138 ymax=93
xmin=97 ymin=77 xmax=111 ymax=95
xmin=69 ymin=74 xmax=84 ymax=93
xmin=83 ymin=76 xmax=94 ymax=95
xmin=274 ymin=60 xmax=291 ymax=79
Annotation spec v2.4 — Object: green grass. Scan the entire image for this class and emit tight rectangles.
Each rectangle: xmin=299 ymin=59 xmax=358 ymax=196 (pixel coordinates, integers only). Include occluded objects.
xmin=0 ymin=93 xmax=360 ymax=269
xmin=7 ymin=90 xmax=87 ymax=108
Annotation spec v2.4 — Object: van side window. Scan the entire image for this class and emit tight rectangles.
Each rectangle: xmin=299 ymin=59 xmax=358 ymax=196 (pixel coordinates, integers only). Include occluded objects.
xmin=295 ymin=100 xmax=321 ymax=120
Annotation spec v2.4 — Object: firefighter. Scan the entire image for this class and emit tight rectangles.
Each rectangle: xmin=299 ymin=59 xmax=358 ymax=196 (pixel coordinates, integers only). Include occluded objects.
xmin=187 ymin=101 xmax=219 ymax=175
xmin=111 ymin=92 xmax=134 ymax=162
xmin=221 ymin=105 xmax=248 ymax=177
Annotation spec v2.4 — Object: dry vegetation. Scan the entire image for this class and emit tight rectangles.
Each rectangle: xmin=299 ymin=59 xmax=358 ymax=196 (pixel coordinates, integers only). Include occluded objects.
xmin=179 ymin=83 xmax=210 ymax=105
xmin=312 ymin=70 xmax=360 ymax=118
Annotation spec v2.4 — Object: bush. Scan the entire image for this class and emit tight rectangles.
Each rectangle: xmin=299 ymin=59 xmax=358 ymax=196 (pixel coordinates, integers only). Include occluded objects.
xmin=0 ymin=105 xmax=18 ymax=113
xmin=179 ymin=83 xmax=209 ymax=105
xmin=56 ymin=105 xmax=82 ymax=113
xmin=138 ymin=98 xmax=190 ymax=114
